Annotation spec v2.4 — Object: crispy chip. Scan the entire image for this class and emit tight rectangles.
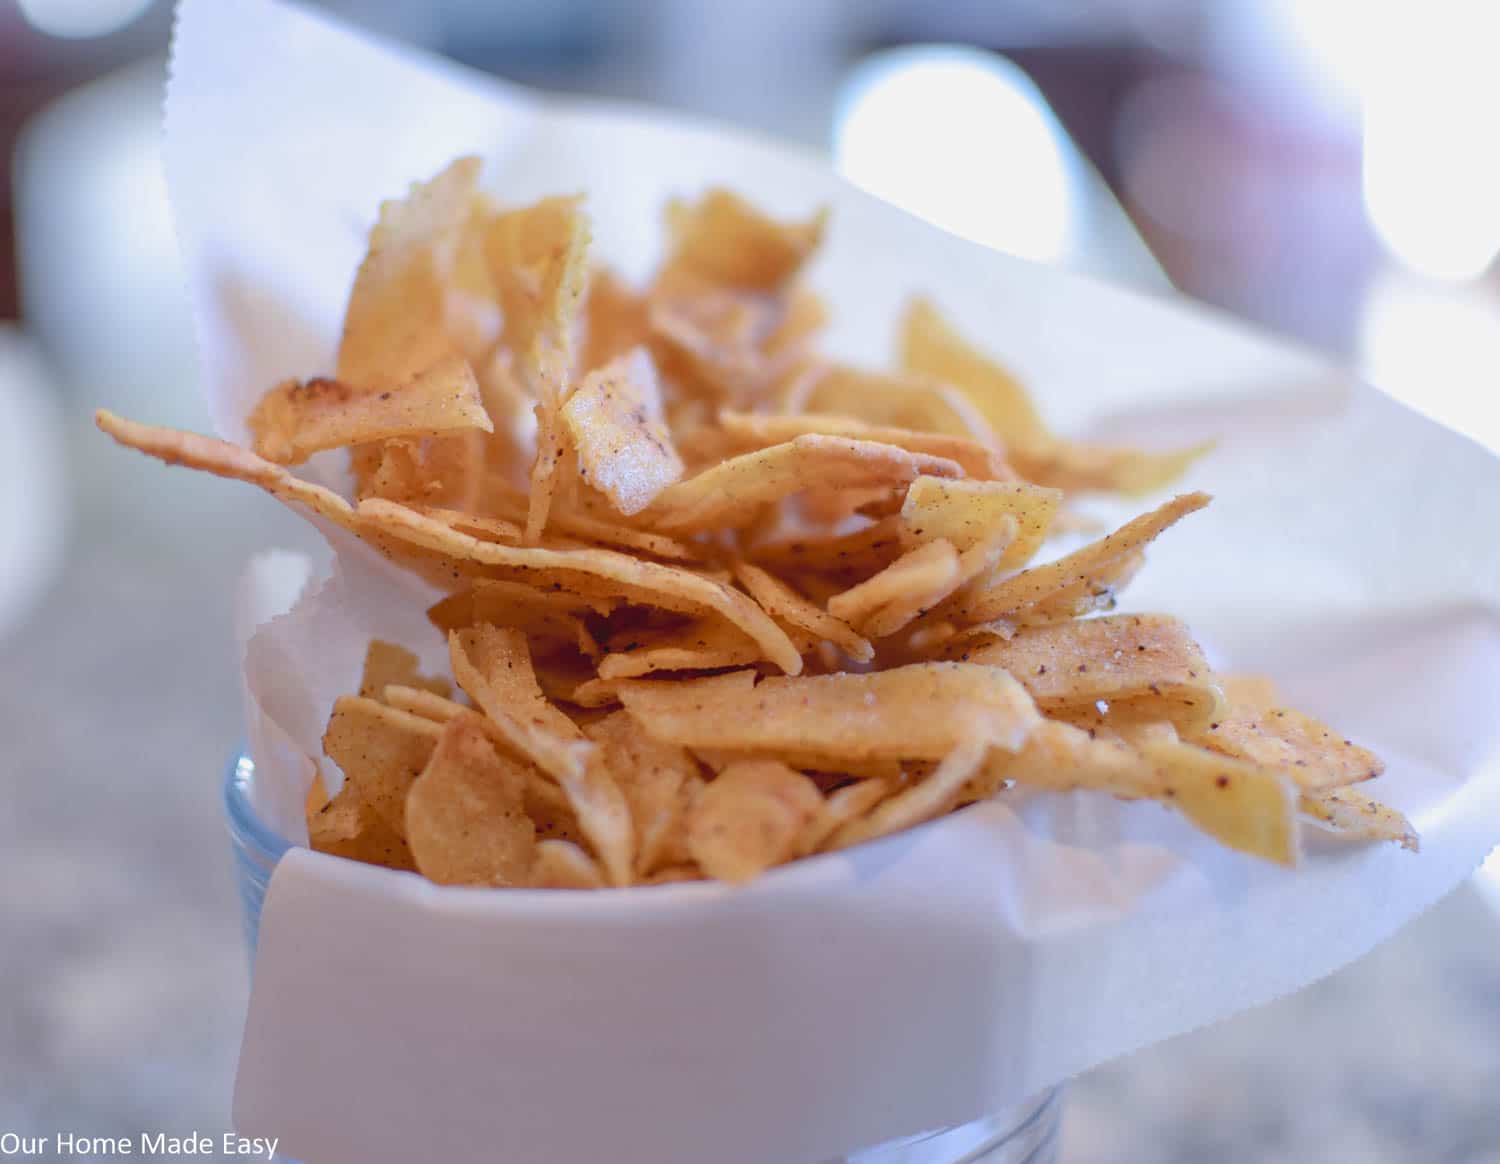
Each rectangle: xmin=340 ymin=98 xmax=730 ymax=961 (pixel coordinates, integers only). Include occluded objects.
xmin=803 ymin=777 xmax=893 ymax=852
xmin=969 ymin=614 xmax=1226 ymax=734
xmin=829 ymin=737 xmax=989 ymax=851
xmin=979 ymin=718 xmax=1158 ymax=801
xmin=479 ymin=481 xmax=699 ymax=561
xmin=639 ymin=435 xmax=960 ymax=535
xmin=357 ymin=499 xmax=802 ymax=674
xmin=338 ymin=156 xmax=480 ymax=389
xmin=561 ymin=347 xmax=683 ymax=516
xmin=249 ymin=355 xmax=491 ymax=466
xmin=585 ymin=711 xmax=702 ymax=876
xmin=858 ymin=520 xmax=1018 ymax=640
xmin=308 ymin=781 xmax=417 ymax=871
xmin=596 ymin=620 xmax=766 ymax=680
xmin=657 ymin=189 xmax=826 ymax=293
xmin=1300 ymin=785 xmax=1418 ymax=851
xmin=405 ymin=713 xmax=536 ymax=886
xmin=686 ymin=760 xmax=824 ymax=882
xmin=427 ymin=579 xmax=602 ymax=659
xmin=946 ymin=492 xmax=1209 ymax=625
xmin=749 ymin=517 xmax=904 ymax=577
xmin=619 ymin=663 xmax=1039 ymax=760
xmin=322 ymin=695 xmax=443 ymax=837
xmin=900 ymin=476 xmax=1060 ymax=567
xmin=827 ymin=539 xmax=961 ymax=632
xmin=382 ymin=684 xmax=469 ymax=723
xmin=1010 ymin=440 xmax=1214 ymax=497
xmin=731 ymin=561 xmax=873 ymax=663
xmin=785 ymin=362 xmax=998 ymax=447
xmin=358 ymin=640 xmax=451 ymax=700
xmin=529 ymin=839 xmax=606 ymax=889
xmin=582 ymin=267 xmax=651 ymax=372
xmin=1189 ymin=701 xmax=1384 ymax=792
xmin=715 ymin=411 xmax=1006 ymax=481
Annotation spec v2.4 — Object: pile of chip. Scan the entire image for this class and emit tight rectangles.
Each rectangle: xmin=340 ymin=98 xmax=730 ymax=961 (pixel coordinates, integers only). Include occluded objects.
xmin=98 ymin=157 xmax=1416 ymax=888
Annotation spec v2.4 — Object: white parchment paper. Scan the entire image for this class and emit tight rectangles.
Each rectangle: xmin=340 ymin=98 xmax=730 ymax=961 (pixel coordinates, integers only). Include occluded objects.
xmin=163 ymin=1 xmax=1500 ymax=1161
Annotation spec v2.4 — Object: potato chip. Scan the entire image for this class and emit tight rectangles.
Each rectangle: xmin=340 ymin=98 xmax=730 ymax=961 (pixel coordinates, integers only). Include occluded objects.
xmin=585 ymin=711 xmax=703 ymax=876
xmin=382 ymin=684 xmax=469 ymax=723
xmin=478 ymin=480 xmax=699 ymax=561
xmin=1137 ymin=736 xmax=1299 ymax=866
xmin=686 ymin=760 xmax=824 ymax=882
xmin=596 ymin=620 xmax=766 ymax=680
xmin=967 ymin=614 xmax=1226 ymax=734
xmin=748 ymin=516 xmax=904 ymax=577
xmin=358 ymin=640 xmax=451 ymax=700
xmin=338 ymin=156 xmax=480 ymax=389
xmin=356 ymin=499 xmax=802 ymax=674
xmin=784 ymin=361 xmax=999 ymax=448
xmin=405 ymin=712 xmax=536 ymax=886
xmin=308 ymin=781 xmax=417 ymax=871
xmin=248 ymin=355 xmax=491 ymax=466
xmin=582 ymin=267 xmax=651 ymax=372
xmin=828 ymin=737 xmax=989 ymax=851
xmin=977 ymin=719 xmax=1157 ymax=801
xmin=362 ymin=430 xmax=488 ymax=512
xmin=1300 ymin=785 xmax=1418 ymax=851
xmin=900 ymin=476 xmax=1060 ymax=568
xmin=827 ymin=539 xmax=961 ymax=632
xmin=449 ymin=626 xmax=593 ymax=784
xmin=639 ymin=435 xmax=960 ymax=535
xmin=731 ymin=561 xmax=873 ymax=663
xmin=529 ymin=839 xmax=606 ymax=889
xmin=802 ymin=777 xmax=893 ymax=853
xmin=560 ymin=347 xmax=683 ymax=516
xmin=714 ymin=411 xmax=1006 ymax=481
xmin=657 ymin=189 xmax=826 ymax=293
xmin=322 ymin=695 xmax=443 ymax=837
xmin=946 ymin=492 xmax=1209 ymax=625
xmin=619 ymin=663 xmax=1039 ymax=760
xmin=1188 ymin=700 xmax=1383 ymax=792
xmin=1009 ymin=439 xmax=1214 ymax=498
xmin=858 ymin=519 xmax=1019 ymax=640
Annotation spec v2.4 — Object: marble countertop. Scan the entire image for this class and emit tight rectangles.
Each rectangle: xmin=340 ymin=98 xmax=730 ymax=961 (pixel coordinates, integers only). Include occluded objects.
xmin=4 ymin=410 xmax=1500 ymax=1162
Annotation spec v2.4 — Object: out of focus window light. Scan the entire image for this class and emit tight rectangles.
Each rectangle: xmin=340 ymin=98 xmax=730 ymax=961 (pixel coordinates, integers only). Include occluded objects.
xmin=833 ymin=46 xmax=1079 ymax=266
xmin=1280 ymin=0 xmax=1500 ymax=281
xmin=17 ymin=0 xmax=154 ymax=39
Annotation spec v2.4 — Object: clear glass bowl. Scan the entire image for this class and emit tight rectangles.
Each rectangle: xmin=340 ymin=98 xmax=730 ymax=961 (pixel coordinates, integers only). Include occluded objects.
xmin=224 ymin=753 xmax=1064 ymax=1163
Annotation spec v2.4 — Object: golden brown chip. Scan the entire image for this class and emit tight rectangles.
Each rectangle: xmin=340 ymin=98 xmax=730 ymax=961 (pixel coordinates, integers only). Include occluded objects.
xmin=427 ymin=579 xmax=602 ymax=659
xmin=900 ymin=476 xmax=1060 ymax=567
xmin=946 ymin=492 xmax=1209 ymax=625
xmin=827 ymin=539 xmax=961 ymax=633
xmin=382 ymin=684 xmax=469 ymax=723
xmin=1189 ymin=701 xmax=1383 ymax=792
xmin=308 ymin=780 xmax=417 ymax=871
xmin=657 ymin=189 xmax=826 ymax=293
xmin=685 ymin=760 xmax=824 ymax=882
xmin=1300 ymin=785 xmax=1417 ymax=851
xmin=803 ymin=777 xmax=894 ymax=853
xmin=357 ymin=498 xmax=803 ymax=674
xmin=731 ymin=561 xmax=873 ymax=663
xmin=748 ymin=517 xmax=905 ymax=577
xmin=1009 ymin=439 xmax=1214 ymax=497
xmin=977 ymin=718 xmax=1157 ymax=801
xmin=448 ymin=625 xmax=592 ymax=783
xmin=249 ymin=355 xmax=491 ymax=466
xmin=405 ymin=712 xmax=536 ymax=886
xmin=785 ymin=362 xmax=998 ymax=447
xmin=529 ymin=839 xmax=606 ymax=888
xmin=638 ymin=435 xmax=960 ymax=535
xmin=828 ymin=737 xmax=989 ymax=851
xmin=596 ymin=620 xmax=766 ymax=680
xmin=560 ymin=347 xmax=683 ymax=516
xmin=477 ymin=481 xmax=699 ymax=561
xmin=618 ymin=663 xmax=1040 ymax=761
xmin=358 ymin=640 xmax=451 ymax=701
xmin=582 ymin=267 xmax=651 ymax=372
xmin=338 ymin=156 xmax=480 ymax=390
xmin=714 ymin=411 xmax=1006 ymax=481
xmin=322 ymin=695 xmax=443 ymax=838
xmin=968 ymin=614 xmax=1226 ymax=734
xmin=585 ymin=711 xmax=703 ymax=876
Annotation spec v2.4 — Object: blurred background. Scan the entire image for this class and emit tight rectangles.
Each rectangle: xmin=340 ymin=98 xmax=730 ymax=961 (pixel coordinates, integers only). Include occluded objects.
xmin=3 ymin=1 xmax=1499 ymax=1161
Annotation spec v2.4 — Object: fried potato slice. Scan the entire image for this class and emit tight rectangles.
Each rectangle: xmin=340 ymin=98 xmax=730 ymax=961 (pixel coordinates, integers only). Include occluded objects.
xmin=322 ymin=695 xmax=443 ymax=838
xmin=338 ymin=156 xmax=480 ymax=389
xmin=381 ymin=684 xmax=469 ymax=723
xmin=308 ymin=781 xmax=417 ymax=871
xmin=596 ymin=620 xmax=766 ymax=680
xmin=358 ymin=639 xmax=451 ymax=700
xmin=560 ymin=347 xmax=683 ymax=516
xmin=1188 ymin=701 xmax=1384 ymax=792
xmin=638 ymin=435 xmax=960 ymax=535
xmin=1300 ymin=785 xmax=1418 ymax=851
xmin=479 ymin=481 xmax=699 ymax=561
xmin=618 ymin=663 xmax=1040 ymax=760
xmin=785 ymin=362 xmax=998 ymax=447
xmin=1009 ymin=440 xmax=1213 ymax=497
xmin=731 ymin=561 xmax=873 ymax=663
xmin=405 ymin=712 xmax=537 ymax=886
xmin=585 ymin=711 xmax=702 ymax=876
xmin=529 ymin=839 xmax=606 ymax=889
xmin=969 ymin=614 xmax=1226 ymax=734
xmin=748 ymin=516 xmax=905 ymax=577
xmin=829 ymin=737 xmax=989 ymax=851
xmin=428 ymin=580 xmax=608 ymax=659
xmin=357 ymin=499 xmax=802 ymax=674
xmin=977 ymin=718 xmax=1160 ymax=801
xmin=249 ymin=355 xmax=491 ymax=466
xmin=859 ymin=519 xmax=1019 ymax=640
xmin=361 ymin=429 xmax=488 ymax=511
xmin=1137 ymin=736 xmax=1299 ymax=866
xmin=803 ymin=777 xmax=894 ymax=853
xmin=657 ymin=189 xmax=827 ymax=293
xmin=686 ymin=760 xmax=824 ymax=882
xmin=582 ymin=267 xmax=651 ymax=372
xmin=900 ymin=476 xmax=1061 ymax=568
xmin=946 ymin=492 xmax=1209 ymax=625
xmin=827 ymin=539 xmax=961 ymax=631
xmin=714 ymin=411 xmax=1006 ymax=481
